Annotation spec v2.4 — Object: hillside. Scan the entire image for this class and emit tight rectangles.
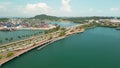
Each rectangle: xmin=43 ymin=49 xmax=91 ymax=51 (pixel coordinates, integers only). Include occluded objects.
xmin=33 ymin=14 xmax=60 ymax=21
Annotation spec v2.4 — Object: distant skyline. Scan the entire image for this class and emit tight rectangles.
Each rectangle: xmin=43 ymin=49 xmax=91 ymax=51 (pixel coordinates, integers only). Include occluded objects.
xmin=0 ymin=0 xmax=120 ymax=17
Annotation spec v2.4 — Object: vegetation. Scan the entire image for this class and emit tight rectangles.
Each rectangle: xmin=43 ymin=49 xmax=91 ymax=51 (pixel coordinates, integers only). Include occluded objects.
xmin=0 ymin=14 xmax=120 ymax=59
xmin=45 ymin=26 xmax=60 ymax=34
xmin=10 ymin=37 xmax=13 ymax=41
xmin=60 ymin=28 xmax=66 ymax=31
xmin=79 ymin=23 xmax=96 ymax=29
xmin=59 ymin=31 xmax=66 ymax=36
xmin=6 ymin=52 xmax=14 ymax=57
xmin=96 ymin=23 xmax=118 ymax=28
xmin=18 ymin=36 xmax=21 ymax=39
xmin=32 ymin=14 xmax=116 ymax=23
xmin=0 ymin=40 xmax=3 ymax=44
xmin=0 ymin=14 xmax=119 ymax=24
xmin=33 ymin=14 xmax=60 ymax=21
xmin=5 ymin=38 xmax=9 ymax=41
xmin=0 ymin=18 xmax=9 ymax=22
xmin=0 ymin=55 xmax=3 ymax=59
xmin=78 ymin=22 xmax=118 ymax=29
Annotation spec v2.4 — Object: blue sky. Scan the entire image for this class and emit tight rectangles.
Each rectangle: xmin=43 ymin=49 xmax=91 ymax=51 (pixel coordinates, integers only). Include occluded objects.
xmin=0 ymin=0 xmax=120 ymax=17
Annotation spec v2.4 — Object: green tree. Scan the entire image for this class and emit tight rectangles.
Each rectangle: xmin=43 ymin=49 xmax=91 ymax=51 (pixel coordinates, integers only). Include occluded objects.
xmin=0 ymin=40 xmax=2 ymax=44
xmin=60 ymin=28 xmax=66 ymax=31
xmin=9 ymin=37 xmax=13 ymax=41
xmin=5 ymin=38 xmax=9 ymax=41
xmin=59 ymin=31 xmax=66 ymax=36
xmin=18 ymin=36 xmax=21 ymax=39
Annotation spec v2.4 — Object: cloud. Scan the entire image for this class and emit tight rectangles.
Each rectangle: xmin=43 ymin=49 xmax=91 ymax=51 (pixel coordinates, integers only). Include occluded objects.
xmin=0 ymin=2 xmax=10 ymax=11
xmin=88 ymin=8 xmax=103 ymax=14
xmin=22 ymin=3 xmax=55 ymax=16
xmin=0 ymin=1 xmax=73 ymax=17
xmin=110 ymin=8 xmax=120 ymax=12
xmin=0 ymin=2 xmax=57 ymax=17
xmin=97 ymin=10 xmax=103 ymax=13
xmin=0 ymin=5 xmax=5 ymax=9
xmin=22 ymin=0 xmax=72 ymax=16
xmin=60 ymin=0 xmax=71 ymax=12
xmin=88 ymin=8 xmax=94 ymax=12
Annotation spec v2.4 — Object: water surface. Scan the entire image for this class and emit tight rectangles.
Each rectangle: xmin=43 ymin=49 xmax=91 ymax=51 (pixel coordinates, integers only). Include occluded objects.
xmin=0 ymin=30 xmax=44 ymax=44
xmin=2 ymin=27 xmax=120 ymax=68
xmin=48 ymin=22 xmax=77 ymax=28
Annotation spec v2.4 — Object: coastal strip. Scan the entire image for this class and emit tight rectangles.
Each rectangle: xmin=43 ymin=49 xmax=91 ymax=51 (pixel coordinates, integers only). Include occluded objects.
xmin=0 ymin=26 xmax=85 ymax=67
xmin=0 ymin=36 xmax=66 ymax=66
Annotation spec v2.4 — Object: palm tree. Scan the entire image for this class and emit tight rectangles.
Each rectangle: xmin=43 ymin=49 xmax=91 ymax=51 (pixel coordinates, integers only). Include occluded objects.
xmin=5 ymin=38 xmax=9 ymax=41
xmin=0 ymin=40 xmax=2 ymax=44
xmin=18 ymin=36 xmax=21 ymax=39
xmin=10 ymin=37 xmax=13 ymax=41
xmin=39 ymin=31 xmax=42 ymax=34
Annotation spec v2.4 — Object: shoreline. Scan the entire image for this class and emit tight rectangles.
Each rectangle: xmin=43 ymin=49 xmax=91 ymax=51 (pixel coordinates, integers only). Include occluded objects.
xmin=0 ymin=28 xmax=85 ymax=67
xmin=37 ymin=36 xmax=66 ymax=50
xmin=0 ymin=36 xmax=66 ymax=66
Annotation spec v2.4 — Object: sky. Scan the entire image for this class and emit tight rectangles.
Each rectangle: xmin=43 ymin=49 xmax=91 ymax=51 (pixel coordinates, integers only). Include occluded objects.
xmin=0 ymin=0 xmax=120 ymax=17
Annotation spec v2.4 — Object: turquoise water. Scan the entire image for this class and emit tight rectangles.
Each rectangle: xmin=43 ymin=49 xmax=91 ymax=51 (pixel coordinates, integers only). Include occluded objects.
xmin=1 ymin=27 xmax=120 ymax=68
xmin=0 ymin=22 xmax=76 ymax=45
xmin=0 ymin=30 xmax=44 ymax=45
xmin=48 ymin=22 xmax=77 ymax=28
